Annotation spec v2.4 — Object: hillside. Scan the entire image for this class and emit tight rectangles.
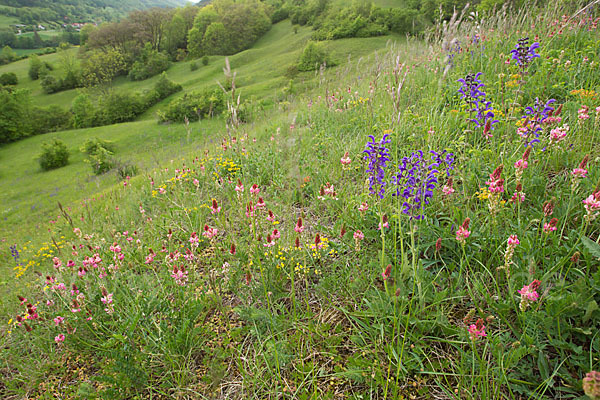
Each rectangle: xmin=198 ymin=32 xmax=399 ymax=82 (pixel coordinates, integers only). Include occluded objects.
xmin=0 ymin=0 xmax=188 ymax=27
xmin=1 ymin=2 xmax=600 ymax=399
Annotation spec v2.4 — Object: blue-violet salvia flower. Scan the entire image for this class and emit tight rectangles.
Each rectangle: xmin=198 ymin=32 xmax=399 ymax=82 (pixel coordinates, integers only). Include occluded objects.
xmin=392 ymin=150 xmax=454 ymax=220
xmin=364 ymin=134 xmax=392 ymax=199
xmin=510 ymin=37 xmax=540 ymax=71
xmin=458 ymin=73 xmax=499 ymax=131
xmin=521 ymin=98 xmax=555 ymax=145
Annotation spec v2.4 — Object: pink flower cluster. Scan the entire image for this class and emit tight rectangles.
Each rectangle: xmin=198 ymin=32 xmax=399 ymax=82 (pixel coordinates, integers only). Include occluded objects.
xmin=456 ymin=218 xmax=471 ymax=243
xmin=468 ymin=318 xmax=487 ymax=340
xmin=518 ymin=279 xmax=541 ymax=311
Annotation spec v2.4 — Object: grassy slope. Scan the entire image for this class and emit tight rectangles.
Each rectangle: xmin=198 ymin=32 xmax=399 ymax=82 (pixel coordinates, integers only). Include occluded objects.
xmin=0 ymin=20 xmax=401 ymax=244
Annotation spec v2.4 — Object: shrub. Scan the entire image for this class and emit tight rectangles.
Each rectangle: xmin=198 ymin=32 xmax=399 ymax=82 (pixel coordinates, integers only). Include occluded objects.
xmin=0 ymin=72 xmax=17 ymax=86
xmin=38 ymin=139 xmax=69 ymax=171
xmin=71 ymin=94 xmax=98 ymax=129
xmin=98 ymin=92 xmax=145 ymax=124
xmin=190 ymin=62 xmax=198 ymax=71
xmin=202 ymin=55 xmax=209 ymax=66
xmin=40 ymin=75 xmax=60 ymax=94
xmin=81 ymin=138 xmax=116 ymax=175
xmin=116 ymin=161 xmax=139 ymax=180
xmin=157 ymin=89 xmax=225 ymax=123
xmin=30 ymin=105 xmax=72 ymax=133
xmin=297 ymin=41 xmax=333 ymax=71
xmin=87 ymin=145 xmax=115 ymax=175
xmin=128 ymin=46 xmax=171 ymax=81
xmin=80 ymin=138 xmax=116 ymax=155
xmin=153 ymin=72 xmax=182 ymax=100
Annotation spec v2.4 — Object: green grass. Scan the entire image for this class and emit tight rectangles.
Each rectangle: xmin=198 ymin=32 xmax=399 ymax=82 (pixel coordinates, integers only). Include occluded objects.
xmin=12 ymin=48 xmax=53 ymax=57
xmin=0 ymin=13 xmax=19 ymax=29
xmin=3 ymin=7 xmax=599 ymax=398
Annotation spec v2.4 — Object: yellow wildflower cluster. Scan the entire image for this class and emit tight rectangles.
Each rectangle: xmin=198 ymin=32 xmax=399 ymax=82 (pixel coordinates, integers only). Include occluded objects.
xmin=14 ymin=239 xmax=65 ymax=278
xmin=347 ymin=96 xmax=370 ymax=108
xmin=506 ymin=74 xmax=522 ymax=88
xmin=570 ymin=88 xmax=597 ymax=100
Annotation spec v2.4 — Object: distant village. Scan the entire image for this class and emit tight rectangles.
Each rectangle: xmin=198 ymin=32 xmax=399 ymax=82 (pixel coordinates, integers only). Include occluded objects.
xmin=11 ymin=21 xmax=96 ymax=35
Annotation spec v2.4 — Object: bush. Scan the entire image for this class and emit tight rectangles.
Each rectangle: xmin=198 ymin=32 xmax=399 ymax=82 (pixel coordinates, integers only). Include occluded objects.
xmin=40 ymin=74 xmax=60 ymax=94
xmin=98 ymin=92 xmax=145 ymax=124
xmin=128 ymin=46 xmax=171 ymax=81
xmin=30 ymin=105 xmax=72 ymax=133
xmin=157 ymin=88 xmax=225 ymax=123
xmin=116 ymin=161 xmax=139 ymax=180
xmin=153 ymin=72 xmax=182 ymax=100
xmin=28 ymin=55 xmax=52 ymax=80
xmin=202 ymin=55 xmax=209 ymax=66
xmin=38 ymin=139 xmax=69 ymax=171
xmin=0 ymin=72 xmax=17 ymax=86
xmin=190 ymin=62 xmax=198 ymax=71
xmin=81 ymin=138 xmax=116 ymax=175
xmin=71 ymin=94 xmax=98 ymax=129
xmin=80 ymin=138 xmax=116 ymax=155
xmin=297 ymin=41 xmax=333 ymax=71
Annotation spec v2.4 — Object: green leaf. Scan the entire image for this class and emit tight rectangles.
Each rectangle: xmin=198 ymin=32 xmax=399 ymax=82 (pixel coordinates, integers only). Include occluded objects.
xmin=583 ymin=300 xmax=599 ymax=324
xmin=582 ymin=236 xmax=600 ymax=258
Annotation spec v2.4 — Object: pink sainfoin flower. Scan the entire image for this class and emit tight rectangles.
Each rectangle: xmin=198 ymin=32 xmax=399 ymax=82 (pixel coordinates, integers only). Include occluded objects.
xmin=235 ymin=179 xmax=244 ymax=193
xmin=189 ymin=232 xmax=199 ymax=248
xmin=518 ymin=279 xmax=541 ymax=311
xmin=511 ymin=183 xmax=525 ymax=204
xmin=78 ymin=267 xmax=86 ymax=277
xmin=145 ymin=249 xmax=155 ymax=264
xmin=486 ymin=165 xmax=505 ymax=193
xmin=377 ymin=214 xmax=389 ymax=230
xmin=468 ymin=318 xmax=487 ymax=340
xmin=353 ymin=230 xmax=364 ymax=251
xmin=250 ymin=184 xmax=260 ymax=195
xmin=571 ymin=155 xmax=589 ymax=191
xmin=55 ymin=334 xmax=65 ymax=344
xmin=340 ymin=151 xmax=351 ymax=167
xmin=381 ymin=264 xmax=392 ymax=281
xmin=294 ymin=217 xmax=304 ymax=234
xmin=500 ymin=235 xmax=520 ymax=276
xmin=583 ymin=371 xmax=600 ymax=400
xmin=543 ymin=218 xmax=558 ymax=233
xmin=101 ymin=288 xmax=114 ymax=314
xmin=211 ymin=199 xmax=221 ymax=214
xmin=17 ymin=295 xmax=27 ymax=305
xmin=193 ymin=178 xmax=199 ymax=187
xmin=272 ymin=229 xmax=281 ymax=240
xmin=456 ymin=218 xmax=471 ymax=243
xmin=53 ymin=257 xmax=62 ymax=270
xmin=54 ymin=316 xmax=65 ymax=326
xmin=246 ymin=201 xmax=255 ymax=218
xmin=549 ymin=125 xmax=569 ymax=145
xmin=578 ymin=105 xmax=590 ymax=121
xmin=263 ymin=234 xmax=275 ymax=247
xmin=202 ymin=225 xmax=218 ymax=240
xmin=583 ymin=190 xmax=600 ymax=221
xmin=267 ymin=210 xmax=275 ymax=222
xmin=358 ymin=202 xmax=369 ymax=213
xmin=442 ymin=177 xmax=455 ymax=196
xmin=171 ymin=265 xmax=188 ymax=286
xmin=256 ymin=197 xmax=266 ymax=208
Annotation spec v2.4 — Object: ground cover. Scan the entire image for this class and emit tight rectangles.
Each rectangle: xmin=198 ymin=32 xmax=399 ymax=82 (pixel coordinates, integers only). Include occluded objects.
xmin=1 ymin=4 xmax=600 ymax=399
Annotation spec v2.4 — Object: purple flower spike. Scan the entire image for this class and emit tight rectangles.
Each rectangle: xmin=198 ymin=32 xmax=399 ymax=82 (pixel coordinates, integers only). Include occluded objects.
xmin=364 ymin=134 xmax=392 ymax=199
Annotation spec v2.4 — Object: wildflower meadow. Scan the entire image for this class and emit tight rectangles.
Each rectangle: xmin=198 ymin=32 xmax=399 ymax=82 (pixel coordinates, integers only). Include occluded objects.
xmin=1 ymin=3 xmax=600 ymax=399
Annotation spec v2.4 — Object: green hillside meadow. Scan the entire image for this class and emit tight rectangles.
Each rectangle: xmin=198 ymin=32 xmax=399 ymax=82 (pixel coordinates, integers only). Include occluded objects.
xmin=1 ymin=2 xmax=600 ymax=400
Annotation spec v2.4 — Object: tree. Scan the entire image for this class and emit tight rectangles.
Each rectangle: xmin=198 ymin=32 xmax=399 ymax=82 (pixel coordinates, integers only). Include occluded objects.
xmin=202 ymin=22 xmax=230 ymax=55
xmin=0 ymin=88 xmax=31 ymax=144
xmin=129 ymin=8 xmax=173 ymax=51
xmin=81 ymin=48 xmax=126 ymax=89
xmin=0 ymin=45 xmax=16 ymax=63
xmin=187 ymin=5 xmax=219 ymax=57
xmin=79 ymin=24 xmax=97 ymax=46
